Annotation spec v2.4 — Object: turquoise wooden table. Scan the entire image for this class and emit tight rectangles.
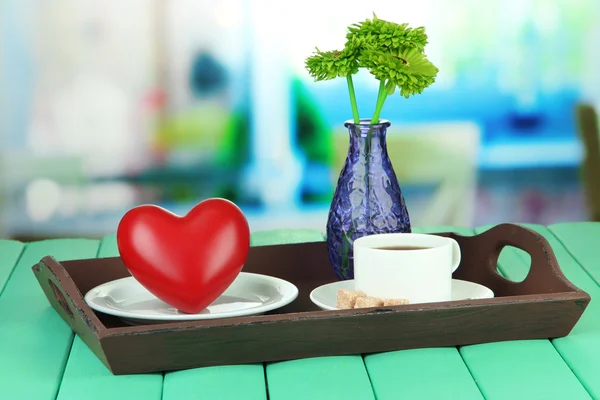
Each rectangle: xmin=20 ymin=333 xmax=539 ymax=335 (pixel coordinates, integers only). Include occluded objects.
xmin=1 ymin=223 xmax=599 ymax=400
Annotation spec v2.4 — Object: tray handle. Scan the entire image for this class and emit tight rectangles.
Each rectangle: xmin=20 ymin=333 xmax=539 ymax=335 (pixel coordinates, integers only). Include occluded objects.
xmin=469 ymin=223 xmax=576 ymax=291
xmin=32 ymin=256 xmax=107 ymax=336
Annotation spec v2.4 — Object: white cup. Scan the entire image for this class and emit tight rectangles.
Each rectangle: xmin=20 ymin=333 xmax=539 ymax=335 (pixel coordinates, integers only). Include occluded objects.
xmin=353 ymin=233 xmax=461 ymax=304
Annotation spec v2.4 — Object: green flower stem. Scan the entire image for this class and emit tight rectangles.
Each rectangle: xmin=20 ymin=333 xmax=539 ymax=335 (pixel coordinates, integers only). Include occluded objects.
xmin=371 ymin=80 xmax=388 ymax=124
xmin=373 ymin=80 xmax=383 ymax=115
xmin=346 ymin=75 xmax=360 ymax=123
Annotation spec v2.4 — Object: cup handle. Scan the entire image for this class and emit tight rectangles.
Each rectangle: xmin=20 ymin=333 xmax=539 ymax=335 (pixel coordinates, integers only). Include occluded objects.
xmin=449 ymin=238 xmax=461 ymax=273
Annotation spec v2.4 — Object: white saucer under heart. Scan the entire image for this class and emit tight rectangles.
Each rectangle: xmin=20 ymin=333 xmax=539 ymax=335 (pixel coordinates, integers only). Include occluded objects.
xmin=310 ymin=279 xmax=494 ymax=310
xmin=85 ymin=272 xmax=298 ymax=325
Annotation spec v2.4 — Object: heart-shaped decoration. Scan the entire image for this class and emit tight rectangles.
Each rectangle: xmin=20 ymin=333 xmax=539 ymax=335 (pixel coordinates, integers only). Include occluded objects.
xmin=116 ymin=198 xmax=250 ymax=314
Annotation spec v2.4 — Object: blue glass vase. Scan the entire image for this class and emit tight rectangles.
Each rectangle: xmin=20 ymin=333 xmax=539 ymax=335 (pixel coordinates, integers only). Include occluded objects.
xmin=326 ymin=119 xmax=411 ymax=280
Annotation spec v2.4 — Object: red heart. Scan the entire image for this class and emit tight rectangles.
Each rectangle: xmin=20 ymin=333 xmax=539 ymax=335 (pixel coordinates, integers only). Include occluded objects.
xmin=116 ymin=198 xmax=250 ymax=314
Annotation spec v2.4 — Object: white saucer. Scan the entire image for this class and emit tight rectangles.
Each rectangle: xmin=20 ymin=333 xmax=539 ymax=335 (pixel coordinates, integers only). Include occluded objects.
xmin=310 ymin=279 xmax=494 ymax=311
xmin=85 ymin=272 xmax=298 ymax=325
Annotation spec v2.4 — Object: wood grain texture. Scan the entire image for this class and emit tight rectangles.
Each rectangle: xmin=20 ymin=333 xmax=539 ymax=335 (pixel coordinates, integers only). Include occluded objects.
xmin=55 ymin=235 xmax=163 ymax=400
xmin=463 ymin=224 xmax=592 ymax=400
xmin=0 ymin=240 xmax=24 ymax=294
xmin=92 ymin=296 xmax=583 ymax=375
xmin=0 ymin=239 xmax=99 ymax=400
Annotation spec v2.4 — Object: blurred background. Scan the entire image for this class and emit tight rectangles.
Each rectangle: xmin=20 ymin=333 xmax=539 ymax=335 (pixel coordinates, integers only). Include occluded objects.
xmin=1 ymin=0 xmax=600 ymax=240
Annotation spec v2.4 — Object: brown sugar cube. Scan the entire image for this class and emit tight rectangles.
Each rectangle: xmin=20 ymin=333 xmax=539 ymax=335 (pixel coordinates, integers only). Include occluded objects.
xmin=336 ymin=289 xmax=366 ymax=309
xmin=383 ymin=298 xmax=410 ymax=306
xmin=354 ymin=296 xmax=384 ymax=309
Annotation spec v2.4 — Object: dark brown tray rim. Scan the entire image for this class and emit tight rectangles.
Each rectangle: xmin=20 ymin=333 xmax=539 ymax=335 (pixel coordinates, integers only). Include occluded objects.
xmin=38 ymin=222 xmax=591 ymax=337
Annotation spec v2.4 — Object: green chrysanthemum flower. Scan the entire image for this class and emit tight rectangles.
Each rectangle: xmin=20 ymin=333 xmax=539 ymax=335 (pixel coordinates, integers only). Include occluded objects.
xmin=348 ymin=14 xmax=428 ymax=53
xmin=304 ymin=13 xmax=439 ymax=123
xmin=360 ymin=46 xmax=438 ymax=98
xmin=305 ymin=37 xmax=364 ymax=81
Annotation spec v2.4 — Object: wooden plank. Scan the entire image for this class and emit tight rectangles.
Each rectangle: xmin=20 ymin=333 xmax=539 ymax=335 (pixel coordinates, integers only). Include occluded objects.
xmin=250 ymin=229 xmax=325 ymax=247
xmin=360 ymin=226 xmax=482 ymax=400
xmin=364 ymin=348 xmax=482 ymax=400
xmin=459 ymin=224 xmax=592 ymax=400
xmin=548 ymin=222 xmax=600 ymax=287
xmin=56 ymin=336 xmax=162 ymax=400
xmin=0 ymin=239 xmax=100 ymax=400
xmin=163 ymin=365 xmax=266 ymax=400
xmin=0 ymin=240 xmax=24 ymax=294
xmin=266 ymin=356 xmax=375 ymax=400
xmin=56 ymin=235 xmax=163 ymax=400
xmin=540 ymin=222 xmax=600 ymax=399
xmin=461 ymin=340 xmax=590 ymax=400
xmin=97 ymin=233 xmax=118 ymax=257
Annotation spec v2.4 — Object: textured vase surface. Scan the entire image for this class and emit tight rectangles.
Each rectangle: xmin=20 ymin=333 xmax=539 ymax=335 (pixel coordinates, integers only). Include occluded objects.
xmin=326 ymin=119 xmax=411 ymax=280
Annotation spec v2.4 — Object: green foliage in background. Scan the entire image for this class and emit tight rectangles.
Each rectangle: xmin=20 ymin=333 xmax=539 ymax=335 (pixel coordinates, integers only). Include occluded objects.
xmin=305 ymin=13 xmax=439 ymax=124
xmin=292 ymin=77 xmax=334 ymax=166
xmin=155 ymin=103 xmax=229 ymax=150
xmin=217 ymin=77 xmax=332 ymax=169
xmin=217 ymin=76 xmax=334 ymax=203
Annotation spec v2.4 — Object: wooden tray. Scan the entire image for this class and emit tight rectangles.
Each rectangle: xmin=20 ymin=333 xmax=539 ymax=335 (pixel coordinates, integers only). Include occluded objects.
xmin=33 ymin=223 xmax=590 ymax=375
